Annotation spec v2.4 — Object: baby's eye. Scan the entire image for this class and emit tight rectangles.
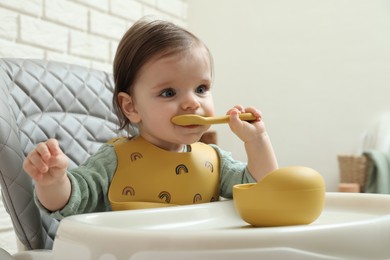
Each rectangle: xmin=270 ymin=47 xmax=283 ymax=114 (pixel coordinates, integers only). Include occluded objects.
xmin=160 ymin=88 xmax=176 ymax=97
xmin=195 ymin=85 xmax=209 ymax=94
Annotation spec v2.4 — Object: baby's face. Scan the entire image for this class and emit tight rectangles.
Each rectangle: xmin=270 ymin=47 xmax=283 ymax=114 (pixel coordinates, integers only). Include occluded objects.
xmin=130 ymin=45 xmax=215 ymax=151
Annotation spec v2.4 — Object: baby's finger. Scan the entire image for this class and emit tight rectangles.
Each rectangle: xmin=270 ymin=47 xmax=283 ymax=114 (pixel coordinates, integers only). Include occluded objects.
xmin=226 ymin=107 xmax=241 ymax=116
xmin=228 ymin=108 xmax=242 ymax=124
xmin=244 ymin=107 xmax=262 ymax=121
xmin=34 ymin=142 xmax=52 ymax=162
xmin=48 ymin=152 xmax=68 ymax=170
xmin=46 ymin=139 xmax=62 ymax=156
xmin=26 ymin=151 xmax=49 ymax=173
xmin=23 ymin=158 xmax=45 ymax=179
xmin=46 ymin=139 xmax=68 ymax=170
xmin=233 ymin=105 xmax=245 ymax=113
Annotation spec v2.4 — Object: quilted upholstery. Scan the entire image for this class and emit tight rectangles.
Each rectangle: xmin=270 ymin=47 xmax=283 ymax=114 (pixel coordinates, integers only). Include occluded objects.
xmin=0 ymin=59 xmax=120 ymax=250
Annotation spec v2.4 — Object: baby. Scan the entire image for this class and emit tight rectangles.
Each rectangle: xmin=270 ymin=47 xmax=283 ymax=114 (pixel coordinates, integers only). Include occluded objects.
xmin=23 ymin=19 xmax=278 ymax=218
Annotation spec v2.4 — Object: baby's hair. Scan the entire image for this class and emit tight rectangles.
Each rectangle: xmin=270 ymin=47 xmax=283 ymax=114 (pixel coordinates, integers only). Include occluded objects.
xmin=113 ymin=18 xmax=212 ymax=132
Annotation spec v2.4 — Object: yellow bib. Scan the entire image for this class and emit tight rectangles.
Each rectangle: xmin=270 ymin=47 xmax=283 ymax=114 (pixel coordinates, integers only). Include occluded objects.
xmin=108 ymin=136 xmax=220 ymax=211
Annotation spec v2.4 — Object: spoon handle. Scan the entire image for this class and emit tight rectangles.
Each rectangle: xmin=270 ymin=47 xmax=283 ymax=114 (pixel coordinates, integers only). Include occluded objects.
xmin=207 ymin=113 xmax=256 ymax=124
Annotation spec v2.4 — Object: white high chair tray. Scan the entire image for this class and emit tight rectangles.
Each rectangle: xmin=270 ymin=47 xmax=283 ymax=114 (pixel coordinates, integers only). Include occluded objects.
xmin=52 ymin=192 xmax=390 ymax=260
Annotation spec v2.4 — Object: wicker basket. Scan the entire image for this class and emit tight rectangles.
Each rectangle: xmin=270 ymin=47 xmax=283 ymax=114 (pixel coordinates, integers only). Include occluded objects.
xmin=337 ymin=155 xmax=372 ymax=192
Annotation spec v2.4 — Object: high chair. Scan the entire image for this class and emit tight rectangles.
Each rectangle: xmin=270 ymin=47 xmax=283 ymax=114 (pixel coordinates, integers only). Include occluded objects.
xmin=0 ymin=58 xmax=121 ymax=256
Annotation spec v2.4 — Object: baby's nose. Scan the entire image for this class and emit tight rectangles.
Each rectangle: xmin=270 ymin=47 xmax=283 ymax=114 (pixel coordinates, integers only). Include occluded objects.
xmin=181 ymin=93 xmax=200 ymax=110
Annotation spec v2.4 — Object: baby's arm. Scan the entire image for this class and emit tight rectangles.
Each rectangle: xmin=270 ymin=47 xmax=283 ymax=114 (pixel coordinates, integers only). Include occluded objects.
xmin=227 ymin=106 xmax=278 ymax=181
xmin=23 ymin=139 xmax=71 ymax=212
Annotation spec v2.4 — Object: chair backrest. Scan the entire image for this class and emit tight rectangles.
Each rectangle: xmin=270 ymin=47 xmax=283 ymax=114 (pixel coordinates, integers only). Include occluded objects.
xmin=0 ymin=59 xmax=120 ymax=250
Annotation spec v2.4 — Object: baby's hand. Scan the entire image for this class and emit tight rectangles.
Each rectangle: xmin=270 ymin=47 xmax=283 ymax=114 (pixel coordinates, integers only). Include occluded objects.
xmin=226 ymin=105 xmax=266 ymax=142
xmin=23 ymin=139 xmax=68 ymax=186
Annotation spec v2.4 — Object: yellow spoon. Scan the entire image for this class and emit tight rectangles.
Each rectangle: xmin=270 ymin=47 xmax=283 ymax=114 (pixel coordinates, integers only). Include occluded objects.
xmin=171 ymin=113 xmax=256 ymax=126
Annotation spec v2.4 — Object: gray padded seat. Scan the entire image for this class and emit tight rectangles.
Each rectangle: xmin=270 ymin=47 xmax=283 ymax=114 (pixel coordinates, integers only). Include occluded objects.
xmin=0 ymin=59 xmax=120 ymax=250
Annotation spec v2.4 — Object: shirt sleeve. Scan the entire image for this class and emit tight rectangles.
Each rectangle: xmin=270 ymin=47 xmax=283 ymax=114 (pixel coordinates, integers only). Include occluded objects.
xmin=35 ymin=143 xmax=118 ymax=219
xmin=210 ymin=144 xmax=256 ymax=199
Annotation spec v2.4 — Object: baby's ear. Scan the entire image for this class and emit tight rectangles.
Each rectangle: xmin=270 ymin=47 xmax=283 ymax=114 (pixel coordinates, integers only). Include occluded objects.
xmin=117 ymin=92 xmax=141 ymax=123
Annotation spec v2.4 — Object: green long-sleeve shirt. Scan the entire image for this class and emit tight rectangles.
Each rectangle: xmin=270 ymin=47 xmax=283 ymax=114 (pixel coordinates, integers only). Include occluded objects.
xmin=37 ymin=143 xmax=255 ymax=219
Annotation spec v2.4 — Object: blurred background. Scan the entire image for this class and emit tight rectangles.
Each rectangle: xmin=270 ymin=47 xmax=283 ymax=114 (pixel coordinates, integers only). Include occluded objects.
xmin=188 ymin=0 xmax=390 ymax=192
xmin=1 ymin=0 xmax=390 ymax=254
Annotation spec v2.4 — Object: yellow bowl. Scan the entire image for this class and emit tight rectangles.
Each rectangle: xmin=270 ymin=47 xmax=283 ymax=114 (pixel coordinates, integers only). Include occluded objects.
xmin=233 ymin=166 xmax=325 ymax=227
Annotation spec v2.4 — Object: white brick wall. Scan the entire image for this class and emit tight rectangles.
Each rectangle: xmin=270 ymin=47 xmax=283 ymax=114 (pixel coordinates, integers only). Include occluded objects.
xmin=45 ymin=0 xmax=89 ymax=31
xmin=20 ymin=16 xmax=69 ymax=51
xmin=0 ymin=0 xmax=189 ymax=72
xmin=0 ymin=0 xmax=188 ymax=255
